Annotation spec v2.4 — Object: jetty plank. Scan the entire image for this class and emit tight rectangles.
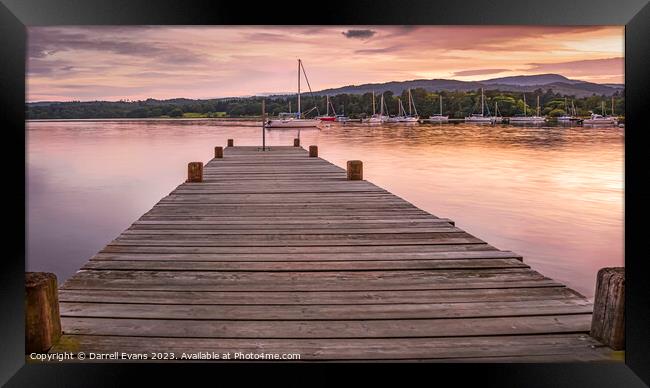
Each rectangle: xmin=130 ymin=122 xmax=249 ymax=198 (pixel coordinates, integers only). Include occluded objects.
xmin=52 ymin=145 xmax=615 ymax=362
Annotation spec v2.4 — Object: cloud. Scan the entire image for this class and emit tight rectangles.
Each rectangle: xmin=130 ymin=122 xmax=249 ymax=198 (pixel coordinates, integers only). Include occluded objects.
xmin=342 ymin=29 xmax=376 ymax=39
xmin=525 ymin=57 xmax=623 ymax=74
xmin=27 ymin=27 xmax=199 ymax=64
xmin=354 ymin=45 xmax=401 ymax=55
xmin=453 ymin=69 xmax=509 ymax=77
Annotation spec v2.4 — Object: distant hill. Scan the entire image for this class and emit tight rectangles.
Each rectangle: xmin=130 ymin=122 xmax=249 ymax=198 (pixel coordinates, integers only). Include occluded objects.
xmin=314 ymin=74 xmax=623 ymax=98
xmin=480 ymin=74 xmax=583 ymax=86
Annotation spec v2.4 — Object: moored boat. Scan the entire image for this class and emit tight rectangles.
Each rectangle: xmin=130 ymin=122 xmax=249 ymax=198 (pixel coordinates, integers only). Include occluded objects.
xmin=362 ymin=91 xmax=389 ymax=123
xmin=508 ymin=94 xmax=545 ymax=123
xmin=266 ymin=59 xmax=320 ymax=129
xmin=557 ymin=98 xmax=577 ymax=121
xmin=423 ymin=95 xmax=449 ymax=122
xmin=583 ymin=113 xmax=617 ymax=125
xmin=583 ymin=100 xmax=618 ymax=125
xmin=465 ymin=88 xmax=493 ymax=123
xmin=317 ymin=95 xmax=337 ymax=121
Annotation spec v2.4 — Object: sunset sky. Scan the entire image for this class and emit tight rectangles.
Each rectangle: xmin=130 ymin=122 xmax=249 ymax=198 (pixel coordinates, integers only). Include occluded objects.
xmin=27 ymin=26 xmax=624 ymax=102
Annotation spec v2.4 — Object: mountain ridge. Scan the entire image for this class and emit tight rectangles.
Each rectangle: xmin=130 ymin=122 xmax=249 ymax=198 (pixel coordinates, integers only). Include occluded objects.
xmin=312 ymin=74 xmax=623 ymax=98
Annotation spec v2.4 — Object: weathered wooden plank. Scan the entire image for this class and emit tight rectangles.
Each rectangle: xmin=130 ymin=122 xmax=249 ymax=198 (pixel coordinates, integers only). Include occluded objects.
xmin=57 ymin=287 xmax=585 ymax=305
xmin=89 ymin=250 xmax=520 ymax=262
xmin=59 ymin=299 xmax=592 ymax=320
xmin=106 ymin=238 xmax=485 ymax=247
xmin=119 ymin=226 xmax=470 ymax=241
xmin=131 ymin=219 xmax=455 ymax=227
xmin=61 ymin=269 xmax=560 ymax=292
xmin=99 ymin=243 xmax=501 ymax=254
xmin=82 ymin=258 xmax=528 ymax=271
xmin=127 ymin=227 xmax=459 ymax=234
xmin=59 ymin=314 xmax=592 ymax=338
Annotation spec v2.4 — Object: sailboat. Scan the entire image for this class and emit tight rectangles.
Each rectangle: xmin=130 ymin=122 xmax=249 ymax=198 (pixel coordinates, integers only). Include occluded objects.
xmin=557 ymin=97 xmax=575 ymax=121
xmin=604 ymin=96 xmax=619 ymax=122
xmin=363 ymin=91 xmax=388 ymax=123
xmin=266 ymin=59 xmax=320 ymax=128
xmin=423 ymin=95 xmax=449 ymax=122
xmin=583 ymin=99 xmax=618 ymax=125
xmin=465 ymin=88 xmax=492 ymax=123
xmin=335 ymin=104 xmax=350 ymax=122
xmin=317 ymin=95 xmax=336 ymax=122
xmin=386 ymin=98 xmax=403 ymax=123
xmin=399 ymin=89 xmax=419 ymax=122
xmin=492 ymin=101 xmax=502 ymax=123
xmin=508 ymin=94 xmax=545 ymax=123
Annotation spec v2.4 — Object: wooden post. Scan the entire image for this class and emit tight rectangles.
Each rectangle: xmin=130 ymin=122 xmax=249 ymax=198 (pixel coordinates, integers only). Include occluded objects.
xmin=347 ymin=160 xmax=363 ymax=180
xmin=25 ymin=272 xmax=61 ymax=353
xmin=294 ymin=138 xmax=300 ymax=147
xmin=187 ymin=162 xmax=203 ymax=183
xmin=227 ymin=139 xmax=234 ymax=147
xmin=214 ymin=146 xmax=223 ymax=159
xmin=590 ymin=267 xmax=625 ymax=350
xmin=309 ymin=145 xmax=318 ymax=157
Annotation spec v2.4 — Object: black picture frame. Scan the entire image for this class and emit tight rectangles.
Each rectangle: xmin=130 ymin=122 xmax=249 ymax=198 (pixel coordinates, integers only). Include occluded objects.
xmin=1 ymin=0 xmax=648 ymax=386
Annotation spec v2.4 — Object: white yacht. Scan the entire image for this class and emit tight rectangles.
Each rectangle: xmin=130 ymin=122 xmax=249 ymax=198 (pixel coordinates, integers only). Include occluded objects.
xmin=465 ymin=88 xmax=493 ymax=122
xmin=400 ymin=89 xmax=420 ymax=122
xmin=508 ymin=94 xmax=545 ymax=123
xmin=583 ymin=101 xmax=618 ymax=125
xmin=266 ymin=59 xmax=320 ymax=128
xmin=424 ymin=95 xmax=449 ymax=122
xmin=387 ymin=97 xmax=409 ymax=122
xmin=557 ymin=98 xmax=578 ymax=121
xmin=583 ymin=113 xmax=617 ymax=125
xmin=492 ymin=101 xmax=502 ymax=123
xmin=363 ymin=91 xmax=389 ymax=123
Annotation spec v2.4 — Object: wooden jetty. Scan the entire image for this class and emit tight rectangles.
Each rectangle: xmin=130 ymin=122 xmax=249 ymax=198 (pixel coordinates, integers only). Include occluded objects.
xmin=37 ymin=142 xmax=621 ymax=361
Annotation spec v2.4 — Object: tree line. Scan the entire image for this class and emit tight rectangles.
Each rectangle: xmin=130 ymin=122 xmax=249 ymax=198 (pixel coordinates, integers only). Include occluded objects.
xmin=27 ymin=88 xmax=625 ymax=120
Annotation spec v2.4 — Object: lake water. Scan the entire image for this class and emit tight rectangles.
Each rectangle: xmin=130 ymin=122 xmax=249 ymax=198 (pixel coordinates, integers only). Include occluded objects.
xmin=26 ymin=119 xmax=624 ymax=297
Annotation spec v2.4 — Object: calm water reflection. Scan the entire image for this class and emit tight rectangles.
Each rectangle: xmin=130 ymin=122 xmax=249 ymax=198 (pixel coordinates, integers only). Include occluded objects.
xmin=27 ymin=119 xmax=624 ymax=297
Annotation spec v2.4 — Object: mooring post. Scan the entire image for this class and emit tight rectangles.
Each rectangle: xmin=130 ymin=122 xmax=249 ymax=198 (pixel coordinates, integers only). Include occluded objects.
xmin=187 ymin=162 xmax=203 ymax=183
xmin=294 ymin=138 xmax=300 ymax=147
xmin=227 ymin=139 xmax=234 ymax=147
xmin=214 ymin=146 xmax=223 ymax=159
xmin=590 ymin=267 xmax=625 ymax=350
xmin=309 ymin=145 xmax=318 ymax=157
xmin=347 ymin=160 xmax=363 ymax=180
xmin=25 ymin=272 xmax=62 ymax=353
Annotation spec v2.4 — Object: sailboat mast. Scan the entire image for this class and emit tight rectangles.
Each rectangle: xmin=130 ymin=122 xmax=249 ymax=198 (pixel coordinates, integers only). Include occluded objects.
xmin=537 ymin=96 xmax=540 ymax=117
xmin=380 ymin=94 xmax=384 ymax=116
xmin=372 ymin=91 xmax=376 ymax=116
xmin=408 ymin=89 xmax=412 ymax=115
xmin=611 ymin=96 xmax=615 ymax=116
xmin=440 ymin=95 xmax=442 ymax=115
xmin=326 ymin=95 xmax=329 ymax=116
xmin=297 ymin=59 xmax=301 ymax=117
xmin=481 ymin=88 xmax=484 ymax=116
xmin=523 ymin=94 xmax=527 ymax=116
